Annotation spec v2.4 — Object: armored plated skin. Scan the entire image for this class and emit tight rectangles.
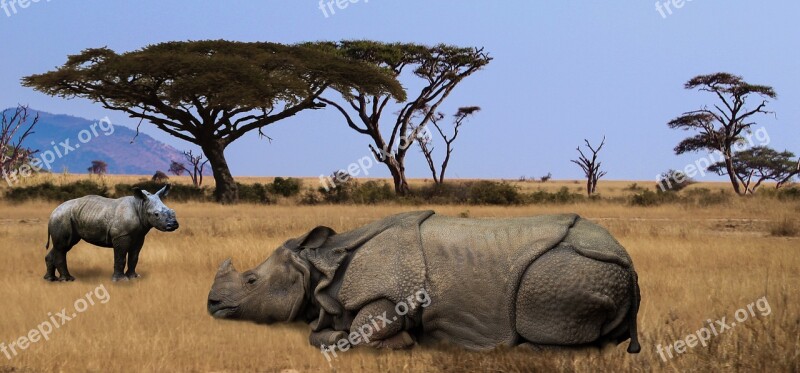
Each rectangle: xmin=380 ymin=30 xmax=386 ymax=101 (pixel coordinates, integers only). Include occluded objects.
xmin=207 ymin=211 xmax=641 ymax=353
xmin=44 ymin=185 xmax=178 ymax=282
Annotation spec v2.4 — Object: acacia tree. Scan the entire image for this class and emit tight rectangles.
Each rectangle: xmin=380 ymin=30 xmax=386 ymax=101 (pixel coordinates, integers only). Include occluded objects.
xmin=311 ymin=41 xmax=492 ymax=195
xmin=571 ymin=137 xmax=607 ymax=196
xmin=707 ymin=146 xmax=800 ymax=193
xmin=22 ymin=40 xmax=404 ymax=203
xmin=168 ymin=161 xmax=186 ymax=176
xmin=668 ymin=73 xmax=777 ymax=195
xmin=1 ymin=105 xmax=39 ymax=178
xmin=415 ymin=106 xmax=480 ymax=184
xmin=87 ymin=160 xmax=108 ymax=175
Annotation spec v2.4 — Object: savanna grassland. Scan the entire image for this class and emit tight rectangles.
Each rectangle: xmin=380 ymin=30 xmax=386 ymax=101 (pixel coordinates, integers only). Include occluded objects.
xmin=0 ymin=176 xmax=798 ymax=372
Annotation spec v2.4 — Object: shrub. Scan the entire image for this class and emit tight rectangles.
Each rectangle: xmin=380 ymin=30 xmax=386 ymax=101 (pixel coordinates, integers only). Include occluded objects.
xmin=299 ymin=190 xmax=321 ymax=205
xmin=152 ymin=171 xmax=169 ymax=183
xmin=317 ymin=180 xmax=395 ymax=204
xmin=656 ymin=169 xmax=695 ymax=192
xmin=114 ymin=181 xmax=206 ymax=202
xmin=269 ymin=177 xmax=302 ymax=197
xmin=466 ymin=181 xmax=522 ymax=205
xmin=769 ymin=217 xmax=798 ymax=237
xmin=350 ymin=181 xmax=395 ymax=204
xmin=630 ymin=189 xmax=681 ymax=207
xmin=236 ymin=183 xmax=273 ymax=204
xmin=528 ymin=187 xmax=585 ymax=204
xmin=4 ymin=180 xmax=110 ymax=202
xmin=777 ymin=187 xmax=800 ymax=201
xmin=684 ymin=188 xmax=730 ymax=206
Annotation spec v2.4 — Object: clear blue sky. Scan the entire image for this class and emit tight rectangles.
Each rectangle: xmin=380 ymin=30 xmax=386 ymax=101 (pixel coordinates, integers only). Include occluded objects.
xmin=2 ymin=1 xmax=798 ymax=181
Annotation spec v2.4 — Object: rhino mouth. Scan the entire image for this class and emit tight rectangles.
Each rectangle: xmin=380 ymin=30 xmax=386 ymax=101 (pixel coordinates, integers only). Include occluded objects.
xmin=163 ymin=223 xmax=179 ymax=232
xmin=208 ymin=301 xmax=238 ymax=319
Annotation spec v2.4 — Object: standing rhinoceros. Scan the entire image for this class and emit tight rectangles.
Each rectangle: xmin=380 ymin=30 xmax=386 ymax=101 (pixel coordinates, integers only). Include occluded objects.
xmin=44 ymin=185 xmax=179 ymax=282
xmin=207 ymin=211 xmax=641 ymax=353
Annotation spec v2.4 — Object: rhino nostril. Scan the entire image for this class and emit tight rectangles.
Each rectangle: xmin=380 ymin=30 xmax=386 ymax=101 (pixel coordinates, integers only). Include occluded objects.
xmin=208 ymin=299 xmax=221 ymax=308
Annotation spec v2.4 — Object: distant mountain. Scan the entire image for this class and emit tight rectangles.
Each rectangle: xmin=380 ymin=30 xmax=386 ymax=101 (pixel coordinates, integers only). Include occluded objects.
xmin=17 ymin=110 xmax=189 ymax=175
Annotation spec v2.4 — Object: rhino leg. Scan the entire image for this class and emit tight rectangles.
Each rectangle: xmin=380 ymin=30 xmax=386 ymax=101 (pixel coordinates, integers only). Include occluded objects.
xmin=44 ymin=249 xmax=58 ymax=282
xmin=45 ymin=223 xmax=79 ymax=282
xmin=515 ymin=244 xmax=629 ymax=346
xmin=351 ymin=299 xmax=414 ymax=349
xmin=53 ymin=250 xmax=75 ymax=282
xmin=125 ymin=239 xmax=145 ymax=279
xmin=111 ymin=236 xmax=133 ymax=282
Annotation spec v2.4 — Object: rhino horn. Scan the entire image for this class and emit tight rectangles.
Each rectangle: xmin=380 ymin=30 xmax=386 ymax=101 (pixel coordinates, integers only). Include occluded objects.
xmin=216 ymin=258 xmax=236 ymax=276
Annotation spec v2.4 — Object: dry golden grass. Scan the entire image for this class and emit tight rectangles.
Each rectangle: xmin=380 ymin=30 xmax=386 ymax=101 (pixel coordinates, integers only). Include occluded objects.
xmin=0 ymin=177 xmax=798 ymax=372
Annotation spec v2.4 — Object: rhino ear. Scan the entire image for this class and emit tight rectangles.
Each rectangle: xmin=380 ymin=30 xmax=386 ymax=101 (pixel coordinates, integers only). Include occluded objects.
xmin=132 ymin=187 xmax=149 ymax=200
xmin=285 ymin=226 xmax=336 ymax=252
xmin=156 ymin=184 xmax=171 ymax=198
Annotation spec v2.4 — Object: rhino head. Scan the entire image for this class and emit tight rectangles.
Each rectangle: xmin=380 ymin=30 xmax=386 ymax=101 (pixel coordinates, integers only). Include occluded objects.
xmin=207 ymin=227 xmax=335 ymax=324
xmin=133 ymin=185 xmax=179 ymax=232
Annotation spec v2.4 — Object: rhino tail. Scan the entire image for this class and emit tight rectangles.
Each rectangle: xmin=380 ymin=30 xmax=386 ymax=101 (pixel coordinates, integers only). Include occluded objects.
xmin=626 ymin=268 xmax=641 ymax=353
xmin=45 ymin=228 xmax=51 ymax=250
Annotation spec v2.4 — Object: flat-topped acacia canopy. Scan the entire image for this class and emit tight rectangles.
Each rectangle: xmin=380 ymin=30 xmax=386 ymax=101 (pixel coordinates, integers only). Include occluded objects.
xmin=22 ymin=40 xmax=406 ymax=203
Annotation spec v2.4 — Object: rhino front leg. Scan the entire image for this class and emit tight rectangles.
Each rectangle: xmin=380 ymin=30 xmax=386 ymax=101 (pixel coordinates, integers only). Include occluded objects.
xmin=111 ymin=236 xmax=132 ymax=282
xmin=125 ymin=239 xmax=145 ymax=279
xmin=309 ymin=329 xmax=349 ymax=348
xmin=351 ymin=299 xmax=414 ymax=349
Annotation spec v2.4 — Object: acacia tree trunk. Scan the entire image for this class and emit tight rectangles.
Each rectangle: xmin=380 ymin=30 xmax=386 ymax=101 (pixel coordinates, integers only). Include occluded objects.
xmin=384 ymin=157 xmax=410 ymax=196
xmin=723 ymin=150 xmax=743 ymax=195
xmin=202 ymin=141 xmax=238 ymax=204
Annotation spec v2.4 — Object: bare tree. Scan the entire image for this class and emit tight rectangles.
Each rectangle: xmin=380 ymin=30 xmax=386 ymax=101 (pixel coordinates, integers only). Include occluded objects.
xmin=169 ymin=161 xmax=187 ymax=176
xmin=183 ymin=150 xmax=209 ymax=187
xmin=416 ymin=106 xmax=481 ymax=185
xmin=87 ymin=160 xmax=108 ymax=175
xmin=571 ymin=137 xmax=608 ymax=196
xmin=1 ymin=105 xmax=39 ymax=179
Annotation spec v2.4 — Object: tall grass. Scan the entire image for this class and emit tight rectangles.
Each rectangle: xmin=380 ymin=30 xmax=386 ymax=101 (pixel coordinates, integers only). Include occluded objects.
xmin=0 ymin=180 xmax=798 ymax=372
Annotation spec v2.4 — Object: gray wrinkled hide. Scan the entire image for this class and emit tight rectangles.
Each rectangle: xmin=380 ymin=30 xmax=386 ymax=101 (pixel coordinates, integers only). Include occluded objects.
xmin=284 ymin=211 xmax=640 ymax=352
xmin=44 ymin=186 xmax=178 ymax=282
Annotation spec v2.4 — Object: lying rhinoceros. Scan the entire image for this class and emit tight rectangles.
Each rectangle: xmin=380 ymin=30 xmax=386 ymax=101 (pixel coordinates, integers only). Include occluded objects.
xmin=207 ymin=211 xmax=641 ymax=353
xmin=44 ymin=185 xmax=179 ymax=282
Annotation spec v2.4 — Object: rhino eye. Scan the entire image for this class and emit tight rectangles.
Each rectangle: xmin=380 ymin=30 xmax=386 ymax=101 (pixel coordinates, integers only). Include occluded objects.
xmin=246 ymin=275 xmax=258 ymax=285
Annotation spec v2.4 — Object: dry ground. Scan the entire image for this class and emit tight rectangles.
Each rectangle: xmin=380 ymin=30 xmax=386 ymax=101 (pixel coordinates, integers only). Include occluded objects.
xmin=0 ymin=178 xmax=798 ymax=372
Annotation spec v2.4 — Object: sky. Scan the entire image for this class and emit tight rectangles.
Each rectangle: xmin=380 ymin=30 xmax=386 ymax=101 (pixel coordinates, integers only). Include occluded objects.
xmin=1 ymin=0 xmax=798 ymax=182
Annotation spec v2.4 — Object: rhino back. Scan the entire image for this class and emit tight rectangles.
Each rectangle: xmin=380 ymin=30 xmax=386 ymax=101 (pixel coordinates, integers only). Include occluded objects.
xmin=418 ymin=214 xmax=578 ymax=349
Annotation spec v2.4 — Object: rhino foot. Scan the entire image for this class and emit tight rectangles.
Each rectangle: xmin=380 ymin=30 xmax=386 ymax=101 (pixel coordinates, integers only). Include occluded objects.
xmin=58 ymin=275 xmax=76 ymax=282
xmin=43 ymin=274 xmax=59 ymax=282
xmin=126 ymin=272 xmax=142 ymax=280
xmin=112 ymin=274 xmax=129 ymax=282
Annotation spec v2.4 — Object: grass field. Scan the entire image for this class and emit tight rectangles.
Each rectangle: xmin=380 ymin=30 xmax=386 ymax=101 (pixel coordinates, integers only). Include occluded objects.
xmin=0 ymin=177 xmax=798 ymax=372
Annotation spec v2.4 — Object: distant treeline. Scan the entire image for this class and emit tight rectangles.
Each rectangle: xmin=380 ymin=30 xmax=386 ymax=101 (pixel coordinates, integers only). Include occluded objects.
xmin=3 ymin=178 xmax=799 ymax=207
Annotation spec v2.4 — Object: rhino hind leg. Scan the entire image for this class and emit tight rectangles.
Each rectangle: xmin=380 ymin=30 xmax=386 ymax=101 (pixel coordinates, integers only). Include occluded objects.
xmin=515 ymin=244 xmax=630 ymax=347
xmin=47 ymin=229 xmax=78 ymax=282
xmin=43 ymin=249 xmax=58 ymax=282
xmin=53 ymin=249 xmax=76 ymax=282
